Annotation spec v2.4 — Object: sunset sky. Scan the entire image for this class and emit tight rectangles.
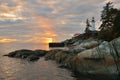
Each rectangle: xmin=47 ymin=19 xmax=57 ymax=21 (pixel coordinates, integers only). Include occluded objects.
xmin=0 ymin=0 xmax=120 ymax=51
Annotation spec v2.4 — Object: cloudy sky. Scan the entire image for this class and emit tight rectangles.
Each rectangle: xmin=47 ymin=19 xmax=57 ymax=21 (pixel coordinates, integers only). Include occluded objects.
xmin=0 ymin=0 xmax=120 ymax=51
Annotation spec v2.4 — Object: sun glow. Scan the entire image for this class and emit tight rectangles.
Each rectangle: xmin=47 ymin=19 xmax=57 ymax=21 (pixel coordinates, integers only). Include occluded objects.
xmin=46 ymin=38 xmax=53 ymax=43
xmin=24 ymin=37 xmax=54 ymax=44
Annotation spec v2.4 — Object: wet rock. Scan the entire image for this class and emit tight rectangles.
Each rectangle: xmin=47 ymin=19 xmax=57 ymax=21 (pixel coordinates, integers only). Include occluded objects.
xmin=34 ymin=50 xmax=48 ymax=57
xmin=27 ymin=55 xmax=40 ymax=61
xmin=8 ymin=49 xmax=35 ymax=58
xmin=3 ymin=51 xmax=16 ymax=57
xmin=4 ymin=49 xmax=48 ymax=61
xmin=45 ymin=49 xmax=62 ymax=60
xmin=54 ymin=50 xmax=71 ymax=63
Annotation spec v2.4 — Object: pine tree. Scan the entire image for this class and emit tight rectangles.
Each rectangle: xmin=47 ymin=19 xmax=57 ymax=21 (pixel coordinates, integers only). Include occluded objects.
xmin=99 ymin=2 xmax=114 ymax=31
xmin=85 ymin=19 xmax=91 ymax=33
xmin=99 ymin=2 xmax=119 ymax=41
xmin=113 ymin=11 xmax=120 ymax=37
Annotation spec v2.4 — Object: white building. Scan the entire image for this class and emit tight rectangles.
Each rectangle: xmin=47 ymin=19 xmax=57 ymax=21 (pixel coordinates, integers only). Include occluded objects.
xmin=90 ymin=17 xmax=95 ymax=31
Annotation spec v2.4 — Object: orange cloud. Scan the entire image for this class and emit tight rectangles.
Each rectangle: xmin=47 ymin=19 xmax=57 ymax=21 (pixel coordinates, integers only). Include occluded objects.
xmin=35 ymin=16 xmax=54 ymax=28
xmin=0 ymin=38 xmax=18 ymax=43
xmin=0 ymin=3 xmax=25 ymax=21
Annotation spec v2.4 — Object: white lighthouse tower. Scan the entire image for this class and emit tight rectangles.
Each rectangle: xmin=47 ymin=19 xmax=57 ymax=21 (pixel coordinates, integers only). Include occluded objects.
xmin=91 ymin=17 xmax=95 ymax=31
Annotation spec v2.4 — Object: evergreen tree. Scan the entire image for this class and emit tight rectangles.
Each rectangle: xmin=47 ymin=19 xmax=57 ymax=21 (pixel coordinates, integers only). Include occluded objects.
xmin=85 ymin=19 xmax=91 ymax=33
xmin=113 ymin=11 xmax=120 ymax=37
xmin=99 ymin=2 xmax=114 ymax=31
xmin=99 ymin=2 xmax=119 ymax=41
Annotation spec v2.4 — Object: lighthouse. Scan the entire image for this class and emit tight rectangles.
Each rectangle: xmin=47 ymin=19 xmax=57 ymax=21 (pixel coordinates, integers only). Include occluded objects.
xmin=91 ymin=17 xmax=95 ymax=31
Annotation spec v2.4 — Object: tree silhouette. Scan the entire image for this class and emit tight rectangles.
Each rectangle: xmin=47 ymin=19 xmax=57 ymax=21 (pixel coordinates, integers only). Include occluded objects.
xmin=113 ymin=11 xmax=120 ymax=38
xmin=99 ymin=2 xmax=119 ymax=41
xmin=99 ymin=2 xmax=114 ymax=31
xmin=85 ymin=19 xmax=91 ymax=33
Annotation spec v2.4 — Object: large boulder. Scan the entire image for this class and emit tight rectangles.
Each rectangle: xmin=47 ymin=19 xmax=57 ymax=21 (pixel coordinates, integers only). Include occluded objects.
xmin=69 ymin=38 xmax=102 ymax=54
xmin=54 ymin=50 xmax=71 ymax=63
xmin=70 ymin=45 xmax=86 ymax=54
xmin=79 ymin=38 xmax=101 ymax=49
xmin=70 ymin=37 xmax=120 ymax=75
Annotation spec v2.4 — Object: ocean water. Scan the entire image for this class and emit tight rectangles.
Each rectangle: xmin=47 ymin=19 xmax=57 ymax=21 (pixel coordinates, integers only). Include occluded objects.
xmin=0 ymin=51 xmax=75 ymax=80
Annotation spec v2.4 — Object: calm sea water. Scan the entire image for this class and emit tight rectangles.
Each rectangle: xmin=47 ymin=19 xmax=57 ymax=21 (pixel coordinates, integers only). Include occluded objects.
xmin=0 ymin=51 xmax=75 ymax=80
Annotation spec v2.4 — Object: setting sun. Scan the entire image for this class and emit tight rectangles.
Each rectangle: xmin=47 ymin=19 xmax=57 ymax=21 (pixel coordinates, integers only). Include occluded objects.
xmin=46 ymin=38 xmax=53 ymax=43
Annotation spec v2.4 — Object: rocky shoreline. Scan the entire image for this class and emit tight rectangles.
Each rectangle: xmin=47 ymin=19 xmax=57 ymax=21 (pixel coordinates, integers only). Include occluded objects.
xmin=4 ymin=36 xmax=120 ymax=80
xmin=4 ymin=49 xmax=48 ymax=61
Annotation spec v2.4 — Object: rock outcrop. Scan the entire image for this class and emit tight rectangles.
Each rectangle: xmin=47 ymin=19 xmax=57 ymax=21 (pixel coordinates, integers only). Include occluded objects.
xmin=67 ymin=38 xmax=103 ymax=54
xmin=68 ymin=37 xmax=120 ymax=76
xmin=45 ymin=37 xmax=120 ymax=79
xmin=4 ymin=49 xmax=48 ymax=61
